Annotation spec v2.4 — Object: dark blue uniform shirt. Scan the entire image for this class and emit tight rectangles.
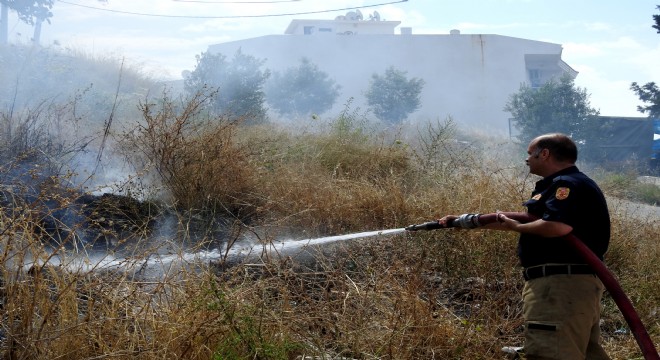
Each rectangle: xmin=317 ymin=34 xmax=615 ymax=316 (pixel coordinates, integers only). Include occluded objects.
xmin=518 ymin=166 xmax=610 ymax=268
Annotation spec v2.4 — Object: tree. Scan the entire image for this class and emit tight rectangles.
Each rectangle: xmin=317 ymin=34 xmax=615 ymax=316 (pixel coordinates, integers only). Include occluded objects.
xmin=185 ymin=49 xmax=270 ymax=125
xmin=365 ymin=66 xmax=425 ymax=125
xmin=630 ymin=5 xmax=660 ymax=118
xmin=505 ymin=76 xmax=602 ymax=158
xmin=630 ymin=82 xmax=660 ymax=118
xmin=265 ymin=57 xmax=340 ymax=118
xmin=0 ymin=0 xmax=54 ymax=45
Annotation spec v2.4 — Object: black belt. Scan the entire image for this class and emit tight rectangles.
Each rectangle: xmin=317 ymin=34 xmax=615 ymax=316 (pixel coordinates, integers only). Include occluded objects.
xmin=523 ymin=264 xmax=594 ymax=281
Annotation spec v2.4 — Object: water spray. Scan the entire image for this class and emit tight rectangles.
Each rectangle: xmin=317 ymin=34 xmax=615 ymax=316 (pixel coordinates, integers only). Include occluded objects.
xmin=406 ymin=212 xmax=660 ymax=360
xmin=260 ymin=228 xmax=407 ymax=251
xmin=27 ymin=228 xmax=410 ymax=279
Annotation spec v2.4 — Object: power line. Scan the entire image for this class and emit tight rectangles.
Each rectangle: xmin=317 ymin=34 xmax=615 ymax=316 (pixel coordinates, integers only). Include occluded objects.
xmin=172 ymin=0 xmax=301 ymax=3
xmin=56 ymin=0 xmax=408 ymax=19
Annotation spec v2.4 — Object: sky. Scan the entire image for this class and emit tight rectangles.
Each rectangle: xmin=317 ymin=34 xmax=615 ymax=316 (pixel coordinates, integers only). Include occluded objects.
xmin=5 ymin=0 xmax=660 ymax=118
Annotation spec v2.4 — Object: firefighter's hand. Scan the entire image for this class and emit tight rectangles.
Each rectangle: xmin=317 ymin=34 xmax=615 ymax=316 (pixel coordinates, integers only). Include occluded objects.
xmin=496 ymin=212 xmax=521 ymax=230
xmin=437 ymin=215 xmax=459 ymax=228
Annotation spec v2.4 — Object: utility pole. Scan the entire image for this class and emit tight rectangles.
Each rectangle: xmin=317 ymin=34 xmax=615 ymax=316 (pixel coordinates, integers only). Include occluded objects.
xmin=1 ymin=3 xmax=8 ymax=45
xmin=32 ymin=17 xmax=42 ymax=45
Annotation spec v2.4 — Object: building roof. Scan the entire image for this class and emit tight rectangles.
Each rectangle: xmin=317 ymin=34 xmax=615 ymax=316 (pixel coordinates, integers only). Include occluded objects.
xmin=284 ymin=19 xmax=401 ymax=35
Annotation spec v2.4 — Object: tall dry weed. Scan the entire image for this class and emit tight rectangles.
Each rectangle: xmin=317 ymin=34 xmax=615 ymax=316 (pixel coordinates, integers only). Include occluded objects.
xmin=120 ymin=90 xmax=261 ymax=219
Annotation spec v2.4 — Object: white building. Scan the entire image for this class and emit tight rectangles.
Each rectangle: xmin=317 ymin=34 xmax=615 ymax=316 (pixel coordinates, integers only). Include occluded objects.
xmin=207 ymin=12 xmax=577 ymax=134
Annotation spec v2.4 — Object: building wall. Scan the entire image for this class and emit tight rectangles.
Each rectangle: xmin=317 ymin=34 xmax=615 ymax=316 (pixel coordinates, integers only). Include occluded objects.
xmin=207 ymin=33 xmax=570 ymax=135
xmin=592 ymin=116 xmax=654 ymax=163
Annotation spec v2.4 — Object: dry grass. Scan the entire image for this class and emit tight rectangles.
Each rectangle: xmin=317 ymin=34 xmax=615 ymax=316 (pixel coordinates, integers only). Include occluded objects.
xmin=0 ymin=95 xmax=658 ymax=359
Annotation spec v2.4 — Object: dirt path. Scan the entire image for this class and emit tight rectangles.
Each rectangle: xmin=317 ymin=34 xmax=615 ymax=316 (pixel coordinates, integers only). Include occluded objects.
xmin=608 ymin=197 xmax=660 ymax=222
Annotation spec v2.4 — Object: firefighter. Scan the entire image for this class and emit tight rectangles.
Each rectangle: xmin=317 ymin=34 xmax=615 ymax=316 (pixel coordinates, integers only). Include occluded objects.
xmin=441 ymin=133 xmax=611 ymax=360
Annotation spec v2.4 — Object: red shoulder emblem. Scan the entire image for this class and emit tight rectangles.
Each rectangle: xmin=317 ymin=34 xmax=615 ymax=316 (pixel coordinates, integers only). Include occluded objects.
xmin=555 ymin=187 xmax=570 ymax=200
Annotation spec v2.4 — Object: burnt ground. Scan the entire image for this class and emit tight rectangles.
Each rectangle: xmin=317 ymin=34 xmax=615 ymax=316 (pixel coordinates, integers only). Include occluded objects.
xmin=0 ymin=184 xmax=235 ymax=257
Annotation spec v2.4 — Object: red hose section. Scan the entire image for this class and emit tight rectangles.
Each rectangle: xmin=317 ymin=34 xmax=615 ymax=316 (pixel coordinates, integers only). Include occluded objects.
xmin=477 ymin=212 xmax=659 ymax=360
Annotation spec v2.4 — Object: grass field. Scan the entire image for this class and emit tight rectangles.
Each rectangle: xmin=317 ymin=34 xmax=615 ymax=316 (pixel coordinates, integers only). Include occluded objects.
xmin=0 ymin=93 xmax=658 ymax=359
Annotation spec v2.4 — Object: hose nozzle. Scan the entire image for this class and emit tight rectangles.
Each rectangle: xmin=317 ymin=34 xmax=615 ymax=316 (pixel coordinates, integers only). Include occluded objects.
xmin=406 ymin=214 xmax=483 ymax=231
xmin=405 ymin=221 xmax=443 ymax=231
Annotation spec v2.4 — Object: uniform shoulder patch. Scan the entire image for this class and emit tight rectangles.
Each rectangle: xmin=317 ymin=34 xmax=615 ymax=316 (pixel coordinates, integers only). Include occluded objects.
xmin=555 ymin=187 xmax=570 ymax=200
xmin=531 ymin=194 xmax=542 ymax=200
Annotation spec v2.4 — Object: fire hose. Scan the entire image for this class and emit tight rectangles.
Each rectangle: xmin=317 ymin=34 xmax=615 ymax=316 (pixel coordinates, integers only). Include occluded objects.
xmin=406 ymin=212 xmax=660 ymax=360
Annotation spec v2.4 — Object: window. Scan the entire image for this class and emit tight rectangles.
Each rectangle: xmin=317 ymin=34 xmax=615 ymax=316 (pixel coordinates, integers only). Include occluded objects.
xmin=303 ymin=26 xmax=314 ymax=35
xmin=528 ymin=69 xmax=542 ymax=88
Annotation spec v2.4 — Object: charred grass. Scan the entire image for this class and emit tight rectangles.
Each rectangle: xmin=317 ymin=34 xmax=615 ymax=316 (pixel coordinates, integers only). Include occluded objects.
xmin=0 ymin=95 xmax=658 ymax=359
